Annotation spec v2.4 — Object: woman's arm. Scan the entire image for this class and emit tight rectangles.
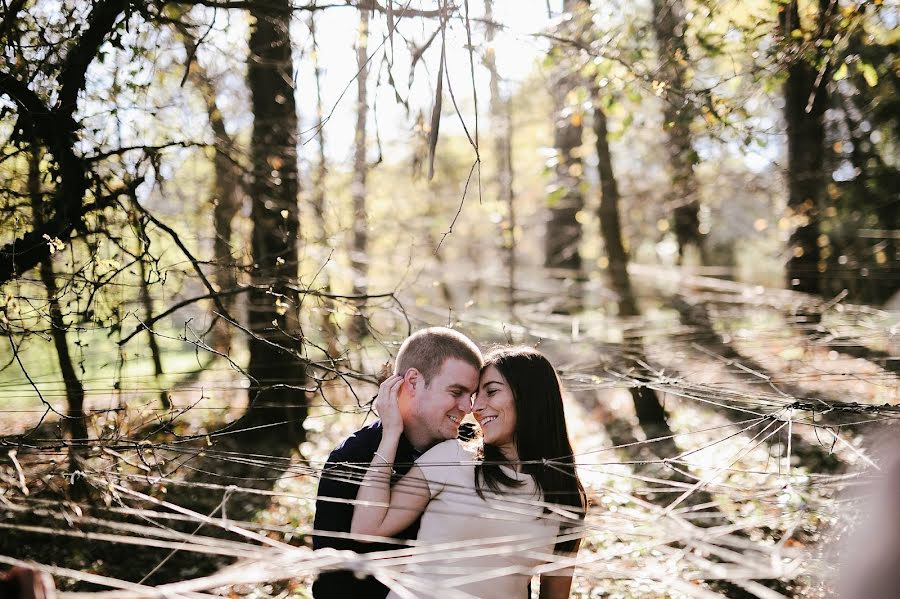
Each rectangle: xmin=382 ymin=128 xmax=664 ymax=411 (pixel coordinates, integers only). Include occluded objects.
xmin=538 ymin=539 xmax=581 ymax=599
xmin=350 ymin=375 xmax=432 ymax=539
xmin=538 ymin=573 xmax=574 ymax=599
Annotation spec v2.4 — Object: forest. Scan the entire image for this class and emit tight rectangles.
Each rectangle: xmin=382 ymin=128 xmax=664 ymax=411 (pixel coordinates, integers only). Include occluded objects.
xmin=0 ymin=0 xmax=898 ymax=597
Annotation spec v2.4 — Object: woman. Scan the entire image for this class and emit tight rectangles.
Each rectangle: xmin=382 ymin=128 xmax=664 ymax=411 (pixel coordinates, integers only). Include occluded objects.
xmin=351 ymin=347 xmax=587 ymax=599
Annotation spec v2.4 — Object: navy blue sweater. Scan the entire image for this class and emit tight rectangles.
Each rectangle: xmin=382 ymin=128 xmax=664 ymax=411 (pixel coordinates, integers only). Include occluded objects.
xmin=311 ymin=422 xmax=420 ymax=599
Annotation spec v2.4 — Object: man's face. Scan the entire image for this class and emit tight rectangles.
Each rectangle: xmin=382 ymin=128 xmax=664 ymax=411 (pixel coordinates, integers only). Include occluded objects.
xmin=403 ymin=357 xmax=479 ymax=449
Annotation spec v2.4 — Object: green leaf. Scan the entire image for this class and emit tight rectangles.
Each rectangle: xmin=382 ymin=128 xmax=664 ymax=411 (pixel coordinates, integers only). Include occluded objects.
xmin=546 ymin=186 xmax=567 ymax=207
xmin=833 ymin=63 xmax=848 ymax=80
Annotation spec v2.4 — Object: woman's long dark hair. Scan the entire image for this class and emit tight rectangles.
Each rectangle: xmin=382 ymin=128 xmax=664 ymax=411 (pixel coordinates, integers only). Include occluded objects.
xmin=474 ymin=347 xmax=587 ymax=553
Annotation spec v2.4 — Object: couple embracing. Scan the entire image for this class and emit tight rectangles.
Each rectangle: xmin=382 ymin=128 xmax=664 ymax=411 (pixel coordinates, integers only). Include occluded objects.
xmin=312 ymin=327 xmax=587 ymax=599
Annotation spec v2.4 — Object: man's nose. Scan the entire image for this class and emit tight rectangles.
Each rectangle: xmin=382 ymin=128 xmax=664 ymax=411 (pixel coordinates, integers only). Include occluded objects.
xmin=457 ymin=394 xmax=472 ymax=413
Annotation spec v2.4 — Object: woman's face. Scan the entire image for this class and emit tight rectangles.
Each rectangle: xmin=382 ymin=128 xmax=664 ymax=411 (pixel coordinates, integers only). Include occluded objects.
xmin=473 ymin=365 xmax=517 ymax=454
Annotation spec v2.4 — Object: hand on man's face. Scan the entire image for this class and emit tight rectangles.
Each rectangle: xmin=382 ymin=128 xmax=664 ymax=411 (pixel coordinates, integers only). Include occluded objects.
xmin=374 ymin=374 xmax=404 ymax=436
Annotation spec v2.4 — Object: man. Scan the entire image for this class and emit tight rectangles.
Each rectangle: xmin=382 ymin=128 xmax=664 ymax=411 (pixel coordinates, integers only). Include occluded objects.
xmin=311 ymin=327 xmax=482 ymax=599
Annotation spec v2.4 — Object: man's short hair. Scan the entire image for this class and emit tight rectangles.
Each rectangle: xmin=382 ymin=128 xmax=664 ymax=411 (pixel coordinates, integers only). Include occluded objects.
xmin=395 ymin=327 xmax=482 ymax=385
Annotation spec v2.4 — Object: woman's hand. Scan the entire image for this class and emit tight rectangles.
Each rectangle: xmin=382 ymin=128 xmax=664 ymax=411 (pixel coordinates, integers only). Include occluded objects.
xmin=352 ymin=373 xmax=431 ymax=539
xmin=375 ymin=374 xmax=404 ymax=438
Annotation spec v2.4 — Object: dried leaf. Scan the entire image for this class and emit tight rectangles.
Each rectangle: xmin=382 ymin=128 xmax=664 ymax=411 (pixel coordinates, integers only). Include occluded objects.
xmin=376 ymin=361 xmax=393 ymax=384
xmin=427 ymin=35 xmax=445 ymax=181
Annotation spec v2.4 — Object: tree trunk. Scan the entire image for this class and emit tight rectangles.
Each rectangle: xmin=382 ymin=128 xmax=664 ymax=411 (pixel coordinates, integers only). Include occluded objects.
xmin=309 ymin=14 xmax=339 ymax=359
xmin=544 ymin=0 xmax=587 ymax=282
xmin=29 ymin=147 xmax=88 ymax=498
xmin=137 ymin=249 xmax=170 ymax=410
xmin=834 ymin=64 xmax=898 ymax=306
xmin=591 ymin=92 xmax=675 ymax=443
xmin=651 ymin=0 xmax=706 ymax=265
xmin=209 ymin=126 xmax=242 ymax=355
xmin=484 ymin=0 xmax=517 ymax=315
xmin=349 ymin=6 xmax=371 ymax=343
xmin=545 ymin=89 xmax=584 ymax=275
xmin=180 ymin=28 xmax=244 ymax=356
xmin=244 ymin=1 xmax=306 ymax=441
xmin=781 ymin=0 xmax=829 ymax=296
xmin=592 ymin=93 xmax=638 ymax=318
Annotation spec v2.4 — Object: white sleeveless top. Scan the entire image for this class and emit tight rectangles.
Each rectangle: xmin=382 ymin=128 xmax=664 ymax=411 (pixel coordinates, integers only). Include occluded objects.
xmin=385 ymin=440 xmax=564 ymax=599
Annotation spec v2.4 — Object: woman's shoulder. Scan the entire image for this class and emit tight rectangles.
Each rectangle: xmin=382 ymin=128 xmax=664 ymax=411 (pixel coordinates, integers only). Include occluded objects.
xmin=418 ymin=439 xmax=479 ymax=464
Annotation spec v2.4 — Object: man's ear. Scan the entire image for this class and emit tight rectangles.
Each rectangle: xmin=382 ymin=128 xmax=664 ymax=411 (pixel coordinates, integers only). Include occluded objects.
xmin=403 ymin=368 xmax=419 ymax=391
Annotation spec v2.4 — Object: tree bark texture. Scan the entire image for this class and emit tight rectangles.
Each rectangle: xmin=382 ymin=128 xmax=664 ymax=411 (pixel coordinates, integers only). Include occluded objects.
xmin=544 ymin=0 xmax=588 ymax=275
xmin=484 ymin=0 xmax=517 ymax=315
xmin=29 ymin=148 xmax=88 ymax=498
xmin=780 ymin=0 xmax=830 ymax=296
xmin=310 ymin=14 xmax=340 ymax=358
xmin=198 ymin=75 xmax=243 ymax=355
xmin=137 ymin=250 xmax=170 ymax=410
xmin=349 ymin=6 xmax=371 ymax=342
xmin=651 ymin=0 xmax=706 ymax=265
xmin=172 ymin=23 xmax=245 ymax=354
xmin=592 ymin=94 xmax=639 ymax=318
xmin=589 ymin=93 xmax=675 ymax=443
xmin=245 ymin=1 xmax=306 ymax=440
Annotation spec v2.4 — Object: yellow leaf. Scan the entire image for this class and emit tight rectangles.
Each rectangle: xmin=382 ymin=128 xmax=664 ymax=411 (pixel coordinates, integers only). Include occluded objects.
xmin=833 ymin=63 xmax=848 ymax=81
xmin=860 ymin=63 xmax=878 ymax=87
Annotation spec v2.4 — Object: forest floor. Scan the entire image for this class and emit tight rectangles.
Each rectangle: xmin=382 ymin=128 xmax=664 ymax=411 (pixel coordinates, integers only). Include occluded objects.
xmin=1 ymin=273 xmax=898 ymax=599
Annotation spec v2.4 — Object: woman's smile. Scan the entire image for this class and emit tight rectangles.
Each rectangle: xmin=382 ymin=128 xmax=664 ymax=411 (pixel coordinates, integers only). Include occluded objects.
xmin=473 ymin=366 xmax=517 ymax=455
